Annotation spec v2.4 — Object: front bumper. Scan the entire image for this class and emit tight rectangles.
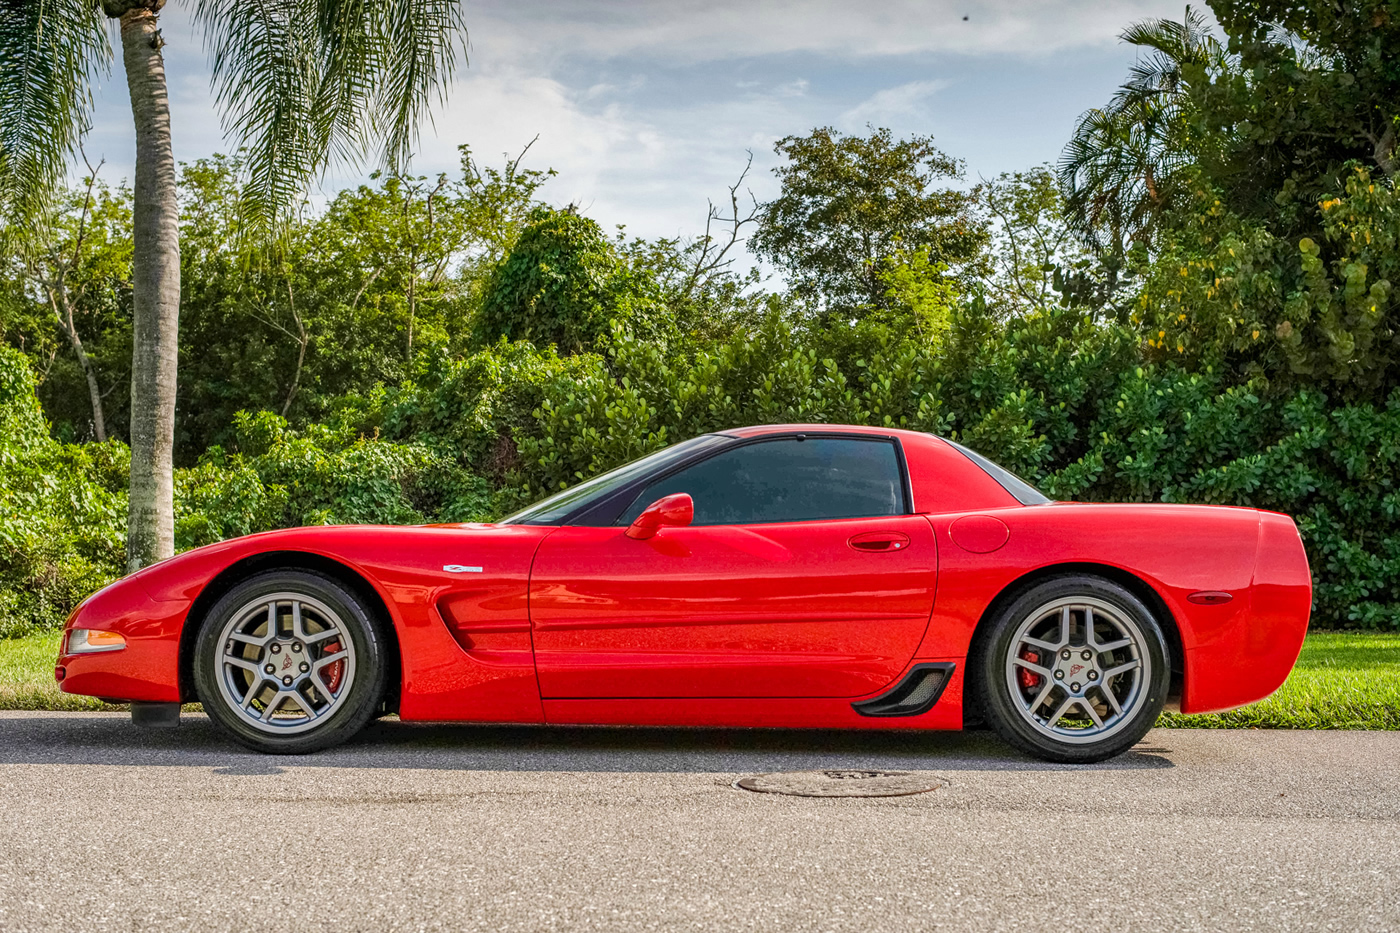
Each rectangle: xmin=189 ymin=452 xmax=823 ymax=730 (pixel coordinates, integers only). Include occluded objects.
xmin=58 ymin=580 xmax=189 ymax=704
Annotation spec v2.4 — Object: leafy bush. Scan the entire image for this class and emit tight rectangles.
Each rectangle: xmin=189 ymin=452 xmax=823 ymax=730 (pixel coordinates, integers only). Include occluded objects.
xmin=1142 ymin=169 xmax=1400 ymax=397
xmin=473 ymin=206 xmax=668 ymax=354
xmin=330 ymin=340 xmax=594 ymax=471
xmin=176 ymin=410 xmax=494 ymax=550
xmin=0 ymin=348 xmax=125 ymax=638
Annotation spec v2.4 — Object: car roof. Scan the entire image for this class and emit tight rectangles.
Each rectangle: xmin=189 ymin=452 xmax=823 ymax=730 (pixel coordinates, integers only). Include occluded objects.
xmin=717 ymin=423 xmax=945 ymax=443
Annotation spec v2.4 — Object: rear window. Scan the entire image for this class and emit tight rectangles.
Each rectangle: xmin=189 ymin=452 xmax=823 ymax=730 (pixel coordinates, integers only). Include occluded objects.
xmin=946 ymin=440 xmax=1051 ymax=505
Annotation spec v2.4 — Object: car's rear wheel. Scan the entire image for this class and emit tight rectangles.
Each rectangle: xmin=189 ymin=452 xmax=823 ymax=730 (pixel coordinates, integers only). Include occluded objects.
xmin=972 ymin=575 xmax=1170 ymax=763
xmin=193 ymin=570 xmax=387 ymax=754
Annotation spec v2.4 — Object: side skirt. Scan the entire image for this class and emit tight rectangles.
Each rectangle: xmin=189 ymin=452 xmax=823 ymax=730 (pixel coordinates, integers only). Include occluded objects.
xmin=850 ymin=663 xmax=955 ymax=718
xmin=539 ymin=666 xmax=965 ymax=731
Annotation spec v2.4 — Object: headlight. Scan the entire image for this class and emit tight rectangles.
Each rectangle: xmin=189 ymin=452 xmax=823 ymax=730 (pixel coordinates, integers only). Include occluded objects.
xmin=66 ymin=629 xmax=127 ymax=654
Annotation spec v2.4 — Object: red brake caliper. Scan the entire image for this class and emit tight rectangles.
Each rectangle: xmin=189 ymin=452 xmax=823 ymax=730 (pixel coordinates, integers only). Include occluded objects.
xmin=1017 ymin=649 xmax=1042 ymax=690
xmin=320 ymin=640 xmax=345 ymax=694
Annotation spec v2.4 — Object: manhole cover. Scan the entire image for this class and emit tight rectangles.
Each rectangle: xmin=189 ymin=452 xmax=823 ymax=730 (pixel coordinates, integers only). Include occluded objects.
xmin=733 ymin=769 xmax=947 ymax=798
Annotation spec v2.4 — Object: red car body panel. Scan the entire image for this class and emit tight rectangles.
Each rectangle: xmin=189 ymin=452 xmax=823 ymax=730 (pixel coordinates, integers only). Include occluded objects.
xmin=57 ymin=424 xmax=1313 ymax=726
xmin=917 ymin=503 xmax=1289 ymax=713
xmin=530 ymin=515 xmax=938 ymax=698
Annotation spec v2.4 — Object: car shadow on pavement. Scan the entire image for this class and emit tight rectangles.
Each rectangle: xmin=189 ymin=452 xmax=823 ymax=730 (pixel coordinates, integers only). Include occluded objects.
xmin=0 ymin=712 xmax=1174 ymax=773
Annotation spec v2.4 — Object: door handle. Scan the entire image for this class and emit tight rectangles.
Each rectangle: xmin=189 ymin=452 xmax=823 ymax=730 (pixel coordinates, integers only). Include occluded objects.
xmin=848 ymin=531 xmax=911 ymax=552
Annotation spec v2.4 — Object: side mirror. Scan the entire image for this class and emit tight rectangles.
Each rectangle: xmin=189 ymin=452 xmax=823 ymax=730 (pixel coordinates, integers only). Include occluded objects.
xmin=625 ymin=493 xmax=694 ymax=540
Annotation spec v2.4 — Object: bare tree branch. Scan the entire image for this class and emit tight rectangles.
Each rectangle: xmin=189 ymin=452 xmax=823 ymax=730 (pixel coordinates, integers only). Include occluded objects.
xmin=33 ymin=148 xmax=109 ymax=441
xmin=681 ymin=151 xmax=760 ymax=299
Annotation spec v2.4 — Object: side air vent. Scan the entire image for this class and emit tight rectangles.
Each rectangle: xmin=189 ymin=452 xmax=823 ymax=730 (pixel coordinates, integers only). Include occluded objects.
xmin=851 ymin=663 xmax=955 ymax=718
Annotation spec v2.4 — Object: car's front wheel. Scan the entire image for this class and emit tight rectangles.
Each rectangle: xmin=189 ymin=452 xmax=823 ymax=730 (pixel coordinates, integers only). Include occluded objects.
xmin=193 ymin=570 xmax=387 ymax=754
xmin=972 ymin=575 xmax=1170 ymax=763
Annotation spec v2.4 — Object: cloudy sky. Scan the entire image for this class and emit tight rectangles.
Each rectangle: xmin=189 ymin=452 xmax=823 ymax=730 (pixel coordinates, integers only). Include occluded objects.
xmin=83 ymin=0 xmax=1194 ymax=241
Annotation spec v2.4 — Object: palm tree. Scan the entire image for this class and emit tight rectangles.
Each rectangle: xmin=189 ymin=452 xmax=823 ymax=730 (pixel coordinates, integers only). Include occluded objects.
xmin=0 ymin=0 xmax=467 ymax=571
xmin=1058 ymin=7 xmax=1229 ymax=259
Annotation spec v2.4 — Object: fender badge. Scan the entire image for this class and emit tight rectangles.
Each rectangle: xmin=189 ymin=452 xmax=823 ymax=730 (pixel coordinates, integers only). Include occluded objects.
xmin=443 ymin=565 xmax=483 ymax=573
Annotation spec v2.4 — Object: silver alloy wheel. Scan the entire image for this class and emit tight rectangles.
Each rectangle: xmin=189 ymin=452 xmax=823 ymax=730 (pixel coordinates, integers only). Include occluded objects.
xmin=1003 ymin=595 xmax=1150 ymax=745
xmin=214 ymin=592 xmax=357 ymax=735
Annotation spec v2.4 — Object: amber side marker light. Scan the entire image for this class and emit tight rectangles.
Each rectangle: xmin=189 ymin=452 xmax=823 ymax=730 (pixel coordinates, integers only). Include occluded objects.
xmin=66 ymin=629 xmax=127 ymax=654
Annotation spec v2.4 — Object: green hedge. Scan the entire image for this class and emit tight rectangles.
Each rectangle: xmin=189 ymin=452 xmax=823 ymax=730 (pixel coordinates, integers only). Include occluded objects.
xmin=0 ymin=351 xmax=126 ymax=638
xmin=5 ymin=300 xmax=1400 ymax=636
xmin=0 ymin=347 xmax=493 ymax=637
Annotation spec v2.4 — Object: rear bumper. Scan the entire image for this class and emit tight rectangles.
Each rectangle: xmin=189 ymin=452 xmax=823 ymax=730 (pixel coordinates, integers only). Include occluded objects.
xmin=1180 ymin=511 xmax=1312 ymax=714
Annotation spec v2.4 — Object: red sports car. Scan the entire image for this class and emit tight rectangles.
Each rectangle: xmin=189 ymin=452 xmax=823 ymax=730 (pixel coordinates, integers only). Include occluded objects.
xmin=55 ymin=424 xmax=1312 ymax=762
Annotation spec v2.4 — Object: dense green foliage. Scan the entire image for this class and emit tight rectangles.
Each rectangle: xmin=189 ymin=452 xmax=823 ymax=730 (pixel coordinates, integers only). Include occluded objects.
xmin=175 ymin=410 xmax=494 ymax=550
xmin=1140 ymin=167 xmax=1400 ymax=394
xmin=0 ymin=347 xmax=125 ymax=638
xmin=4 ymin=3 xmax=1400 ymax=636
xmin=1199 ymin=0 xmax=1400 ymax=225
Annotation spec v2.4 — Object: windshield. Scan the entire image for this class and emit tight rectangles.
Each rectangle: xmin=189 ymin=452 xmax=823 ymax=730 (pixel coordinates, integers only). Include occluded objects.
xmin=500 ymin=434 xmax=729 ymax=525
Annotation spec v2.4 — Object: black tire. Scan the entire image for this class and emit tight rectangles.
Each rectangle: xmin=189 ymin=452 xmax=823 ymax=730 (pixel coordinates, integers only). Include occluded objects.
xmin=193 ymin=570 xmax=388 ymax=754
xmin=970 ymin=575 xmax=1170 ymax=764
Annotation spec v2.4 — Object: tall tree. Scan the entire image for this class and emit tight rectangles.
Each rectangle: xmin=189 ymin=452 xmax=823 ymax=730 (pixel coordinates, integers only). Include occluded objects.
xmin=0 ymin=0 xmax=467 ymax=570
xmin=752 ymin=126 xmax=985 ymax=315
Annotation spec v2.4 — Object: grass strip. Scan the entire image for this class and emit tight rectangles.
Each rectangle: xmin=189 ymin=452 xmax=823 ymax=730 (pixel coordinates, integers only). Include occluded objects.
xmin=0 ymin=631 xmax=115 ymax=711
xmin=1158 ymin=631 xmax=1400 ymax=730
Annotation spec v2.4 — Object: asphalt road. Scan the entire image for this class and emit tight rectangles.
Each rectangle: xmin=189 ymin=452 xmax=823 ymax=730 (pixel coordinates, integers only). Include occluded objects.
xmin=0 ymin=713 xmax=1396 ymax=932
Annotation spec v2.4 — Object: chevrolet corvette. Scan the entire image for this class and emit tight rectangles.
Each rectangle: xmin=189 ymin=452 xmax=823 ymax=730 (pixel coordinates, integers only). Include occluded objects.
xmin=55 ymin=424 xmax=1312 ymax=762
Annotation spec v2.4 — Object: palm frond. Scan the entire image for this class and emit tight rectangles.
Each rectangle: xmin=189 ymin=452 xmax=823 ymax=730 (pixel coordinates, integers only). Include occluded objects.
xmin=1119 ymin=9 xmax=1226 ymax=100
xmin=374 ymin=0 xmax=467 ymax=170
xmin=1121 ymin=7 xmax=1217 ymax=63
xmin=196 ymin=0 xmax=467 ymax=236
xmin=1058 ymin=7 xmax=1232 ymax=256
xmin=0 ymin=0 xmax=108 ymax=252
xmin=1059 ymin=107 xmax=1151 ymax=252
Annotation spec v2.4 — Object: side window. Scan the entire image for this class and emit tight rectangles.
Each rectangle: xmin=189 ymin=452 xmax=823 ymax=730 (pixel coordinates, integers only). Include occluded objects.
xmin=618 ymin=437 xmax=905 ymax=526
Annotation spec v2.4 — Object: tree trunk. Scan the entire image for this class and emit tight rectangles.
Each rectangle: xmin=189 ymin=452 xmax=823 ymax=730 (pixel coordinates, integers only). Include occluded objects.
xmin=113 ymin=3 xmax=180 ymax=572
xmin=1375 ymin=123 xmax=1397 ymax=180
xmin=280 ymin=277 xmax=307 ymax=418
xmin=48 ymin=288 xmax=108 ymax=442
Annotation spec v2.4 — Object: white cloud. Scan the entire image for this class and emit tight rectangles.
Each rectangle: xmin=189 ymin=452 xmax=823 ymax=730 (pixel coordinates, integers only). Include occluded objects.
xmin=372 ymin=0 xmax=1203 ymax=238
xmin=384 ymin=55 xmax=829 ymax=239
xmin=842 ymin=79 xmax=952 ymax=125
xmin=76 ymin=0 xmax=1197 ymax=243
